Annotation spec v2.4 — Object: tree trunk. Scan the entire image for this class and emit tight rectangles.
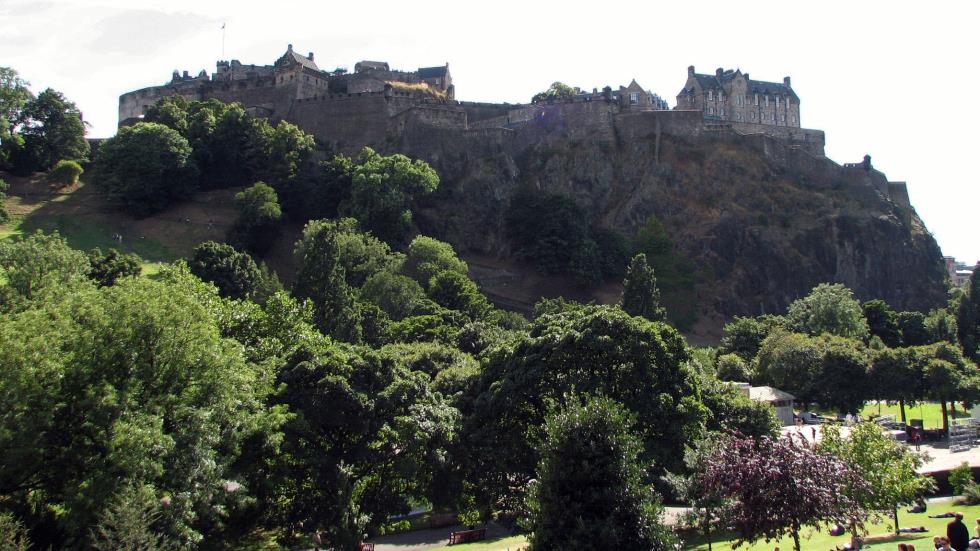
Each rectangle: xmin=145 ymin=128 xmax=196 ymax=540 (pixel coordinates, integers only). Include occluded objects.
xmin=900 ymin=399 xmax=906 ymax=423
xmin=792 ymin=527 xmax=801 ymax=551
xmin=942 ymin=400 xmax=950 ymax=435
xmin=952 ymin=401 xmax=957 ymax=421
xmin=893 ymin=506 xmax=900 ymax=534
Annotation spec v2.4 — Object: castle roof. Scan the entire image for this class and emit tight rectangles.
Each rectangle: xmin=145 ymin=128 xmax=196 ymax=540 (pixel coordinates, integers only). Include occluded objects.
xmin=418 ymin=65 xmax=449 ymax=78
xmin=355 ymin=61 xmax=390 ymax=72
xmin=689 ymin=69 xmax=798 ymax=101
xmin=276 ymin=45 xmax=319 ymax=72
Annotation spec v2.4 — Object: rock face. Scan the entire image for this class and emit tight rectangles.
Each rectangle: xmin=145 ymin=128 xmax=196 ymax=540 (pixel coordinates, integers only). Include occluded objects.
xmin=380 ymin=113 xmax=947 ymax=324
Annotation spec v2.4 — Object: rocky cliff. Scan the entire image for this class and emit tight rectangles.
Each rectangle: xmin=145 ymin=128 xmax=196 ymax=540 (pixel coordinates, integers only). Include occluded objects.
xmin=379 ymin=113 xmax=947 ymax=335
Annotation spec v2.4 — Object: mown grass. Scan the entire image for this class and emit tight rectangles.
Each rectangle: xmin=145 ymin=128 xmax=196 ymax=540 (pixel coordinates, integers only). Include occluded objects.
xmin=683 ymin=497 xmax=979 ymax=550
xmin=427 ymin=534 xmax=528 ymax=551
xmin=860 ymin=401 xmax=973 ymax=430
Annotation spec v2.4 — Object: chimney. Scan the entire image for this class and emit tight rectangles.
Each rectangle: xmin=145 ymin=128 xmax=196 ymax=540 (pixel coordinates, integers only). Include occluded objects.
xmin=784 ymin=76 xmax=791 ymax=87
xmin=308 ymin=52 xmax=314 ymax=61
xmin=182 ymin=70 xmax=189 ymax=79
xmin=744 ymin=73 xmax=749 ymax=80
xmin=688 ymin=65 xmax=695 ymax=76
xmin=716 ymin=67 xmax=723 ymax=77
xmin=287 ymin=43 xmax=293 ymax=51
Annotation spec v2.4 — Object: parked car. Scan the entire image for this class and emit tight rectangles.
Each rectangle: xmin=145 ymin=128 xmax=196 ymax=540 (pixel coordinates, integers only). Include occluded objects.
xmin=796 ymin=411 xmax=825 ymax=425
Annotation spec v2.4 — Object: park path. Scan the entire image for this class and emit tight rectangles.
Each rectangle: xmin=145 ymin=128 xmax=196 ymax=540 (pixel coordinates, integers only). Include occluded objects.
xmin=367 ymin=522 xmax=512 ymax=551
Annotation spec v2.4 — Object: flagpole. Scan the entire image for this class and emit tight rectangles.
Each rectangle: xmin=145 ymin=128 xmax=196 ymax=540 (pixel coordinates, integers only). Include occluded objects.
xmin=221 ymin=23 xmax=226 ymax=59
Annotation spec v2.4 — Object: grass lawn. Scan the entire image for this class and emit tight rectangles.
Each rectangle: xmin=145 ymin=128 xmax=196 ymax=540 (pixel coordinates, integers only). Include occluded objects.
xmin=859 ymin=401 xmax=972 ymax=429
xmin=427 ymin=535 xmax=528 ymax=551
xmin=683 ymin=497 xmax=980 ymax=550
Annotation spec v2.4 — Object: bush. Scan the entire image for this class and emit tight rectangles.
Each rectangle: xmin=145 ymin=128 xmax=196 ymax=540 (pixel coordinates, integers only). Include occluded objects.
xmin=716 ymin=353 xmax=752 ymax=382
xmin=46 ymin=159 xmax=83 ymax=187
xmin=0 ymin=178 xmax=9 ymax=224
xmin=950 ymin=462 xmax=974 ymax=496
xmin=960 ymin=482 xmax=980 ymax=505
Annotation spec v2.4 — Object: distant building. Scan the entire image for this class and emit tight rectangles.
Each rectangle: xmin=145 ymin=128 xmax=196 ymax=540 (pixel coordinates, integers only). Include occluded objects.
xmin=676 ymin=66 xmax=800 ymax=127
xmin=730 ymin=383 xmax=796 ymax=426
xmin=944 ymin=256 xmax=975 ymax=287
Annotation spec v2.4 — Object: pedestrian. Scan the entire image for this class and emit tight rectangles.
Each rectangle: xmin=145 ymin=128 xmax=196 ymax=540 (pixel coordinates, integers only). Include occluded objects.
xmin=949 ymin=513 xmax=970 ymax=551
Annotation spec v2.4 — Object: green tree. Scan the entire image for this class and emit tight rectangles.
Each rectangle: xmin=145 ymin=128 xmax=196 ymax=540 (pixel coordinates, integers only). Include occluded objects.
xmin=820 ymin=422 xmax=932 ymax=534
xmin=427 ymin=269 xmax=491 ymax=321
xmin=0 ymin=230 xmax=89 ymax=304
xmin=46 ymin=159 xmax=83 ymax=187
xmin=787 ymin=283 xmax=869 ymax=339
xmin=18 ymin=88 xmax=89 ymax=171
xmin=898 ymin=310 xmax=930 ymax=346
xmin=87 ymin=247 xmax=141 ymax=287
xmin=275 ymin=342 xmax=460 ymax=548
xmin=359 ymin=271 xmax=427 ymax=320
xmin=293 ymin=219 xmax=362 ymax=341
xmin=957 ymin=266 xmax=980 ymax=361
xmin=926 ymin=307 xmax=959 ymax=345
xmin=188 ymin=241 xmax=262 ymax=300
xmin=0 ymin=178 xmax=10 ymax=224
xmin=403 ymin=235 xmax=468 ymax=284
xmin=862 ymin=299 xmax=902 ymax=348
xmin=949 ymin=462 xmax=974 ymax=496
xmin=698 ymin=374 xmax=779 ymax=438
xmin=0 ymin=271 xmax=284 ymax=545
xmin=621 ymin=253 xmax=667 ymax=322
xmin=228 ymin=181 xmax=282 ymax=254
xmin=526 ymin=396 xmax=673 ymax=551
xmin=90 ymin=484 xmax=174 ymax=551
xmin=718 ymin=315 xmax=786 ymax=362
xmin=331 ymin=218 xmax=403 ymax=287
xmin=715 ymin=353 xmax=752 ymax=382
xmin=531 ymin=81 xmax=582 ymax=103
xmin=340 ymin=147 xmax=440 ymax=245
xmin=814 ymin=335 xmax=871 ymax=415
xmin=869 ymin=347 xmax=921 ymax=423
xmin=95 ymin=122 xmax=197 ymax=217
xmin=0 ymin=512 xmax=30 ymax=551
xmin=0 ymin=67 xmax=33 ymax=140
xmin=467 ymin=305 xmax=706 ymax=511
xmin=754 ymin=328 xmax=823 ymax=408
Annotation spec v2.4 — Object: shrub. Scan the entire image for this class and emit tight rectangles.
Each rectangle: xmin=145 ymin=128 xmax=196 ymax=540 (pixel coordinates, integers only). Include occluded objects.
xmin=950 ymin=462 xmax=974 ymax=496
xmin=47 ymin=159 xmax=83 ymax=187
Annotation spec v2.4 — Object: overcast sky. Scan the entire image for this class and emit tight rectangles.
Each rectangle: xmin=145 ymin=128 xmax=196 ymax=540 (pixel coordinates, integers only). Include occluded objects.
xmin=2 ymin=0 xmax=977 ymax=265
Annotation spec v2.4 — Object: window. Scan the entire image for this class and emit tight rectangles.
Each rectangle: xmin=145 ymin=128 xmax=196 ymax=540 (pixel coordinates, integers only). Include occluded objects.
xmin=630 ymin=92 xmax=640 ymax=104
xmin=708 ymin=107 xmax=714 ymax=115
xmin=780 ymin=114 xmax=786 ymax=122
xmin=707 ymin=90 xmax=713 ymax=101
xmin=720 ymin=108 xmax=725 ymax=117
xmin=719 ymin=92 xmax=724 ymax=102
xmin=754 ymin=94 xmax=759 ymax=105
xmin=765 ymin=95 xmax=769 ymax=107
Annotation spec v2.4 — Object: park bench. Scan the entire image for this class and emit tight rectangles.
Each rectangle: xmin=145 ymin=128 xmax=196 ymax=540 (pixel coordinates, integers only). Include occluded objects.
xmin=449 ymin=527 xmax=486 ymax=544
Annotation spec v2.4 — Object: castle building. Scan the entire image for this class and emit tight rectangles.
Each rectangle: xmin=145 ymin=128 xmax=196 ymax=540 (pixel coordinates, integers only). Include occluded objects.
xmin=118 ymin=44 xmax=453 ymax=124
xmin=676 ymin=66 xmax=800 ymax=128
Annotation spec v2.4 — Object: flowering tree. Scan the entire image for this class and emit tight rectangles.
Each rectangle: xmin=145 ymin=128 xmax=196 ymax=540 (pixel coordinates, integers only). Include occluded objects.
xmin=700 ymin=433 xmax=869 ymax=551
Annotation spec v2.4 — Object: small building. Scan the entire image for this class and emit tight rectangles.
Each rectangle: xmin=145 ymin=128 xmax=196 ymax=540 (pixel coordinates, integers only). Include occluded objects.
xmin=749 ymin=386 xmax=797 ymax=427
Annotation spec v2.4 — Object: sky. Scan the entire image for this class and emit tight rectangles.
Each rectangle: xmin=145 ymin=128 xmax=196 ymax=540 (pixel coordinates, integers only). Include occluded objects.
xmin=1 ymin=0 xmax=977 ymax=265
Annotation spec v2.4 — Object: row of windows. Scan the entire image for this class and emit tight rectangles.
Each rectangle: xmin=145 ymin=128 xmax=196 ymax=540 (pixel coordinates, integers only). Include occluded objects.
xmin=707 ymin=90 xmax=793 ymax=108
xmin=714 ymin=108 xmax=796 ymax=125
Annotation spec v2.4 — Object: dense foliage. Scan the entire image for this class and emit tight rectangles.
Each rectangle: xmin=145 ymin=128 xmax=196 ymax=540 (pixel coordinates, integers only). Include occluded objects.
xmin=525 ymin=396 xmax=673 ymax=550
xmin=46 ymin=158 xmax=83 ymax=187
xmin=94 ymin=122 xmax=198 ymax=216
xmin=6 ymin=87 xmax=89 ymax=173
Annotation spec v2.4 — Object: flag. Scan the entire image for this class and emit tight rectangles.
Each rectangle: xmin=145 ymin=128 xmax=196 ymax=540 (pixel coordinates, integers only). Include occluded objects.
xmin=221 ymin=22 xmax=226 ymax=29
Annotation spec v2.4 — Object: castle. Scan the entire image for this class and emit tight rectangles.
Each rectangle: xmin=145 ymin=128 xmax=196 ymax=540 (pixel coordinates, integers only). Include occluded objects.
xmin=117 ymin=46 xmax=923 ymax=209
xmin=117 ymin=44 xmax=827 ymax=158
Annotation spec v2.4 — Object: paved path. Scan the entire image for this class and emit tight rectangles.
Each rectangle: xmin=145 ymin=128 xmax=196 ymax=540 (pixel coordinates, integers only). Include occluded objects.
xmin=781 ymin=423 xmax=980 ymax=473
xmin=367 ymin=522 xmax=512 ymax=551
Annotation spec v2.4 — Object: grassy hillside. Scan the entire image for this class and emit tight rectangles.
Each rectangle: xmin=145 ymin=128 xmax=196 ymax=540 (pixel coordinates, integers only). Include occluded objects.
xmin=0 ymin=172 xmax=240 ymax=274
